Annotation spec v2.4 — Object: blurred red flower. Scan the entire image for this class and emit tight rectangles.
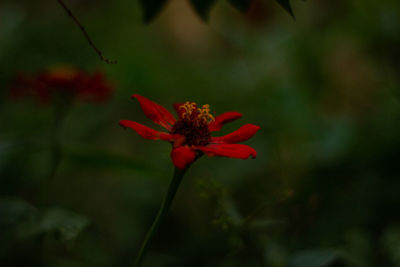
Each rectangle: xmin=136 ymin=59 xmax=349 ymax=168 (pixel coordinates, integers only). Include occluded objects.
xmin=120 ymin=94 xmax=260 ymax=169
xmin=11 ymin=66 xmax=113 ymax=104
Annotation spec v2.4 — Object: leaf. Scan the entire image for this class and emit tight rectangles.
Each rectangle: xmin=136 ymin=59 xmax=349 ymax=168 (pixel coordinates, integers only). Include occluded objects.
xmin=0 ymin=198 xmax=35 ymax=226
xmin=0 ymin=199 xmax=89 ymax=245
xmin=19 ymin=207 xmax=90 ymax=244
xmin=39 ymin=208 xmax=90 ymax=242
xmin=138 ymin=0 xmax=169 ymax=23
xmin=227 ymin=0 xmax=252 ymax=12
xmin=291 ymin=249 xmax=340 ymax=267
xmin=189 ymin=0 xmax=217 ymax=21
xmin=275 ymin=0 xmax=295 ymax=19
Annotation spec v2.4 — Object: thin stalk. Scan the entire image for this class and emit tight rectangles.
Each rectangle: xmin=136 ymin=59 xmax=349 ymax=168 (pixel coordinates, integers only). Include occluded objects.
xmin=48 ymin=114 xmax=62 ymax=183
xmin=134 ymin=167 xmax=187 ymax=267
xmin=42 ymin=98 xmax=71 ymax=204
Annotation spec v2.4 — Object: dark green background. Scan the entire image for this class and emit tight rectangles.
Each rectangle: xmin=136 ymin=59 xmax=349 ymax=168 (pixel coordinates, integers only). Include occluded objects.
xmin=1 ymin=0 xmax=400 ymax=266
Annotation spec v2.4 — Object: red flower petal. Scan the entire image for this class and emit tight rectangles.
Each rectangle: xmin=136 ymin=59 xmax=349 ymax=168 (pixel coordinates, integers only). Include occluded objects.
xmin=78 ymin=71 xmax=113 ymax=102
xmin=120 ymin=120 xmax=174 ymax=141
xmin=132 ymin=94 xmax=176 ymax=130
xmin=194 ymin=144 xmax=257 ymax=159
xmin=208 ymin=112 xmax=242 ymax=132
xmin=211 ymin=124 xmax=260 ymax=144
xmin=173 ymin=103 xmax=184 ymax=118
xmin=171 ymin=146 xmax=197 ymax=169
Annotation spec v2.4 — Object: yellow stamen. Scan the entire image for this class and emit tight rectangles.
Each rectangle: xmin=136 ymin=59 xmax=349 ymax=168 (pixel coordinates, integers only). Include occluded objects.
xmin=48 ymin=65 xmax=78 ymax=79
xmin=179 ymin=102 xmax=214 ymax=123
xmin=180 ymin=101 xmax=196 ymax=119
xmin=198 ymin=104 xmax=215 ymax=122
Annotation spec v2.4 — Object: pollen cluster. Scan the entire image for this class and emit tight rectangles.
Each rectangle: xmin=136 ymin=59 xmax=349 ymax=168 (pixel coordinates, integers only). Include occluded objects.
xmin=172 ymin=101 xmax=214 ymax=146
xmin=180 ymin=102 xmax=214 ymax=124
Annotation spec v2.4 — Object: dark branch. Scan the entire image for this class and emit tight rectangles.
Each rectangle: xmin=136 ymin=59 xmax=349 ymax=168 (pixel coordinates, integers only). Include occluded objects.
xmin=56 ymin=0 xmax=117 ymax=64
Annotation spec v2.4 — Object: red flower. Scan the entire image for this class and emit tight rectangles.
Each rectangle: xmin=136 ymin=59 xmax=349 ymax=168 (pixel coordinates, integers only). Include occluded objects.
xmin=120 ymin=94 xmax=260 ymax=169
xmin=11 ymin=66 xmax=113 ymax=104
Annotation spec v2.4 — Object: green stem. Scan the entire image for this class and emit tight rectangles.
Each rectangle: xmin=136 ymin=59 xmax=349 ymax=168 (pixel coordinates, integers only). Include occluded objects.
xmin=134 ymin=167 xmax=187 ymax=267
xmin=48 ymin=98 xmax=69 ymax=182
xmin=48 ymin=124 xmax=62 ymax=183
xmin=42 ymin=99 xmax=70 ymax=204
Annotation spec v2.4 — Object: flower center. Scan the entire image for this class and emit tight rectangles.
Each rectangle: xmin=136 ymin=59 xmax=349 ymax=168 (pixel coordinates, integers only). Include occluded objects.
xmin=171 ymin=102 xmax=214 ymax=146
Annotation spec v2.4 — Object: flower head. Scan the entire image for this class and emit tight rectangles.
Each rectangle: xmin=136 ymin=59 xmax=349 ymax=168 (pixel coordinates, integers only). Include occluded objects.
xmin=120 ymin=94 xmax=260 ymax=169
xmin=11 ymin=66 xmax=113 ymax=104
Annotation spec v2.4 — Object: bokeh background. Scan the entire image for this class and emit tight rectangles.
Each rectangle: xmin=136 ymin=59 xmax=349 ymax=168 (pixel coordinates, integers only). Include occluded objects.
xmin=1 ymin=0 xmax=400 ymax=266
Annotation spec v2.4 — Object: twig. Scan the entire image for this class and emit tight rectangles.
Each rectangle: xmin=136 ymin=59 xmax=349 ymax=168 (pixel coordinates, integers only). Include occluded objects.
xmin=56 ymin=0 xmax=117 ymax=64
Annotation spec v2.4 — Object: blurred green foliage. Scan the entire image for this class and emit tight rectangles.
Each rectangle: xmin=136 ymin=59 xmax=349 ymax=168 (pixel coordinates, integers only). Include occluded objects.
xmin=1 ymin=0 xmax=400 ymax=266
xmin=141 ymin=0 xmax=294 ymax=22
